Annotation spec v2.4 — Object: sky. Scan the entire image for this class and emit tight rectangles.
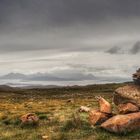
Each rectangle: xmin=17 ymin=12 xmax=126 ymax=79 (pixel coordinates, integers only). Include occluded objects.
xmin=0 ymin=0 xmax=140 ymax=86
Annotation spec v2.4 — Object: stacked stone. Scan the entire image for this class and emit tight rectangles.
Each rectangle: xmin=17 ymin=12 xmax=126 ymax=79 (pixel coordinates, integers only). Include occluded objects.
xmin=133 ymin=68 xmax=140 ymax=85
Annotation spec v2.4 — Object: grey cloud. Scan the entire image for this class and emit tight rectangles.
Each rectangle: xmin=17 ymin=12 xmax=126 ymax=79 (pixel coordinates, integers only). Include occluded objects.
xmin=106 ymin=41 xmax=140 ymax=55
xmin=0 ymin=0 xmax=139 ymax=85
xmin=67 ymin=64 xmax=114 ymax=73
xmin=0 ymin=30 xmax=103 ymax=53
xmin=106 ymin=46 xmax=122 ymax=54
xmin=1 ymin=0 xmax=140 ymax=28
xmin=98 ymin=76 xmax=131 ymax=83
xmin=0 ymin=0 xmax=140 ymax=53
xmin=130 ymin=41 xmax=140 ymax=54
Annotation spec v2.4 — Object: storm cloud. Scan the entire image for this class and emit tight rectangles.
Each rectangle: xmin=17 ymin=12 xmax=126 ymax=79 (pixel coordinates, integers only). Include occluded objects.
xmin=130 ymin=41 xmax=140 ymax=54
xmin=106 ymin=46 xmax=123 ymax=54
xmin=0 ymin=0 xmax=139 ymax=85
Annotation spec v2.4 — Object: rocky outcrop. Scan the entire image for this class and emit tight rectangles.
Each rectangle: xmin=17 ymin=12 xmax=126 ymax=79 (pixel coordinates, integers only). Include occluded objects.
xmin=113 ymin=85 xmax=140 ymax=107
xmin=118 ymin=103 xmax=139 ymax=114
xmin=101 ymin=112 xmax=140 ymax=133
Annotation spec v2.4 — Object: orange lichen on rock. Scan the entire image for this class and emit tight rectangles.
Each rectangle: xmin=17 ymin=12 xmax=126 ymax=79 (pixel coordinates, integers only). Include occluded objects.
xmin=113 ymin=85 xmax=140 ymax=107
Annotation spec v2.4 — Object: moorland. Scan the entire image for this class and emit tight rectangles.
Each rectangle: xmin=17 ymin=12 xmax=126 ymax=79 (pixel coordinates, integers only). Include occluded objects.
xmin=0 ymin=82 xmax=140 ymax=140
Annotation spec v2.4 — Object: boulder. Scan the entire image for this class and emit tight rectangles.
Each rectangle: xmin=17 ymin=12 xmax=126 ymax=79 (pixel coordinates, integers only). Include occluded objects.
xmin=96 ymin=96 xmax=112 ymax=114
xmin=89 ymin=110 xmax=111 ymax=125
xmin=118 ymin=103 xmax=139 ymax=114
xmin=113 ymin=85 xmax=140 ymax=107
xmin=101 ymin=112 xmax=140 ymax=133
xmin=20 ymin=113 xmax=39 ymax=125
xmin=79 ymin=106 xmax=90 ymax=113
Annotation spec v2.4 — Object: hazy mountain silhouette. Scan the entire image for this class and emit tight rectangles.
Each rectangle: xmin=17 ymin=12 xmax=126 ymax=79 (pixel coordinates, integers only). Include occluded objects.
xmin=0 ymin=72 xmax=96 ymax=81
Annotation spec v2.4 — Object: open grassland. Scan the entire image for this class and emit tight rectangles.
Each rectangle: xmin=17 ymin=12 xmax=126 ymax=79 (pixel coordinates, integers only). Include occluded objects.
xmin=0 ymin=83 xmax=140 ymax=140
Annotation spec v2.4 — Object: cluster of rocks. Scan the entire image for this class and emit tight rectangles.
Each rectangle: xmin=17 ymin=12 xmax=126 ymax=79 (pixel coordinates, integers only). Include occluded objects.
xmin=89 ymin=96 xmax=140 ymax=133
xmin=89 ymin=68 xmax=140 ymax=134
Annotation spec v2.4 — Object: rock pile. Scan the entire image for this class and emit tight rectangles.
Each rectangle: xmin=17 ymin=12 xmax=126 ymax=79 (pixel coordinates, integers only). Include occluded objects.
xmin=89 ymin=96 xmax=140 ymax=133
xmin=89 ymin=69 xmax=140 ymax=134
xmin=104 ymin=69 xmax=140 ymax=133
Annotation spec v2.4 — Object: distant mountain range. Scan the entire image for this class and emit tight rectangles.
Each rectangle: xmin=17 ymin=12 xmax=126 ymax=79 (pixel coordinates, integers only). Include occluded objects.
xmin=0 ymin=72 xmax=96 ymax=81
xmin=0 ymin=73 xmax=26 ymax=79
xmin=0 ymin=72 xmax=131 ymax=89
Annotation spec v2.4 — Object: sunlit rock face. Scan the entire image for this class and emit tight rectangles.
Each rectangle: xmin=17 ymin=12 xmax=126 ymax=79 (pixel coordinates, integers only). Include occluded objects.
xmin=96 ymin=96 xmax=112 ymax=114
xmin=101 ymin=112 xmax=140 ymax=133
xmin=89 ymin=110 xmax=110 ymax=126
xmin=118 ymin=103 xmax=139 ymax=114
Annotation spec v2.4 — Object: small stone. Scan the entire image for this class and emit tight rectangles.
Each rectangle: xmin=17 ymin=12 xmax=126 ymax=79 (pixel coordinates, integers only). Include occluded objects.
xmin=66 ymin=99 xmax=74 ymax=103
xmin=42 ymin=135 xmax=48 ymax=139
xmin=79 ymin=106 xmax=90 ymax=113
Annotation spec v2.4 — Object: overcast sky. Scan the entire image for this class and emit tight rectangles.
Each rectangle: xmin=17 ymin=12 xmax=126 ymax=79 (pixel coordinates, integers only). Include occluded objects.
xmin=0 ymin=0 xmax=140 ymax=85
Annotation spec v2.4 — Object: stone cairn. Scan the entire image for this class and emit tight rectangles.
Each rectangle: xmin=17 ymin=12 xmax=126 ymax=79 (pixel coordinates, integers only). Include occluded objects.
xmin=133 ymin=68 xmax=140 ymax=85
xmin=88 ymin=68 xmax=140 ymax=134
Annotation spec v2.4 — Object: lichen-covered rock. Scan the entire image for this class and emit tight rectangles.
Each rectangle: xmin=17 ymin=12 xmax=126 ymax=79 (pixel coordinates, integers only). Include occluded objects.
xmin=101 ymin=112 xmax=140 ymax=133
xmin=113 ymin=85 xmax=140 ymax=107
xmin=96 ymin=96 xmax=112 ymax=114
xmin=118 ymin=103 xmax=139 ymax=114
xmin=89 ymin=110 xmax=110 ymax=125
